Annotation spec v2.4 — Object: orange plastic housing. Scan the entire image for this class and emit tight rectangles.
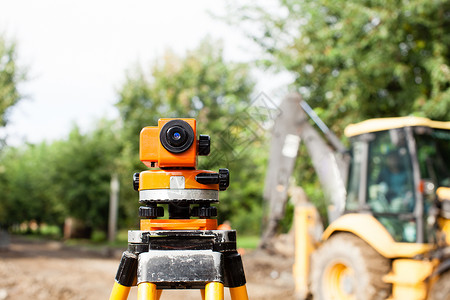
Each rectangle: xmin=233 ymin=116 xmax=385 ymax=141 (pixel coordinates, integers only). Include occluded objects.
xmin=139 ymin=169 xmax=219 ymax=191
xmin=140 ymin=219 xmax=218 ymax=231
xmin=140 ymin=118 xmax=198 ymax=168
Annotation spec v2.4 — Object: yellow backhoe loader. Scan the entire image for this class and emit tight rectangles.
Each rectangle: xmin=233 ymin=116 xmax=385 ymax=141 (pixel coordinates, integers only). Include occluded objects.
xmin=261 ymin=93 xmax=450 ymax=300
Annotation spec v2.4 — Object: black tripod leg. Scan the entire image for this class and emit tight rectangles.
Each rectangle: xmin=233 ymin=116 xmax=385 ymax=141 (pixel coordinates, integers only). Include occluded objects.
xmin=109 ymin=251 xmax=138 ymax=300
xmin=223 ymin=251 xmax=248 ymax=300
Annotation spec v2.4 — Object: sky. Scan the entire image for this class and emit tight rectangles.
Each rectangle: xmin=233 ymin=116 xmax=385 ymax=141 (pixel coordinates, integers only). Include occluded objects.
xmin=0 ymin=0 xmax=292 ymax=146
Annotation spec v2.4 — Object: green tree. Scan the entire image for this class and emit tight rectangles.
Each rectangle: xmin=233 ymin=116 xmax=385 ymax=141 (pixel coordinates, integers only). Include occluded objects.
xmin=228 ymin=0 xmax=450 ymax=133
xmin=116 ymin=38 xmax=263 ymax=233
xmin=51 ymin=120 xmax=122 ymax=234
xmin=0 ymin=35 xmax=27 ymax=229
xmin=0 ymin=143 xmax=63 ymax=228
xmin=0 ymin=35 xmax=25 ymax=128
xmin=0 ymin=120 xmax=122 ymax=236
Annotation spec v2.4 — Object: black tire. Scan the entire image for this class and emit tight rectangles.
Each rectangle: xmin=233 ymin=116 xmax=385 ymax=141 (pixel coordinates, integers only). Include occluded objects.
xmin=310 ymin=233 xmax=391 ymax=300
xmin=429 ymin=271 xmax=450 ymax=300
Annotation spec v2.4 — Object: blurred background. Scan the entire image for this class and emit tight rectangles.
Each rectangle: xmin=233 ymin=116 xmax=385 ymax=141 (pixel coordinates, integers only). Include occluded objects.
xmin=0 ymin=0 xmax=449 ymax=299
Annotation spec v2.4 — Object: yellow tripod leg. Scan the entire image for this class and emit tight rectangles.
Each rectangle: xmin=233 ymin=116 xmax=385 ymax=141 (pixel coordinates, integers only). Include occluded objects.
xmin=137 ymin=282 xmax=161 ymax=300
xmin=230 ymin=285 xmax=249 ymax=300
xmin=205 ymin=282 xmax=224 ymax=300
xmin=109 ymin=282 xmax=131 ymax=300
xmin=200 ymin=289 xmax=206 ymax=300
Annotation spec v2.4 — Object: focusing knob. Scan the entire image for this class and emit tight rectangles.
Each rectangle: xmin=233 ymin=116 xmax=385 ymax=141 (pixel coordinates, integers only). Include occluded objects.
xmin=218 ymin=168 xmax=230 ymax=191
xmin=133 ymin=173 xmax=140 ymax=191
xmin=198 ymin=135 xmax=211 ymax=156
xmin=195 ymin=168 xmax=230 ymax=191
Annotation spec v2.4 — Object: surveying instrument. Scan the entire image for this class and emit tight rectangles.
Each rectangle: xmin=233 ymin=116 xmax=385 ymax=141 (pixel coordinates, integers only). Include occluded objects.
xmin=109 ymin=118 xmax=249 ymax=300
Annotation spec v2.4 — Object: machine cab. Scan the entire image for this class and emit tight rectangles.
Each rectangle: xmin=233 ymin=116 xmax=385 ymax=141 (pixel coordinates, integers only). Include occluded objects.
xmin=344 ymin=117 xmax=450 ymax=243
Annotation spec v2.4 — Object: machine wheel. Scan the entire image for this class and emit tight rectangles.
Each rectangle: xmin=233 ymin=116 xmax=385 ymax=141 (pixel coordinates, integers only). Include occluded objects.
xmin=429 ymin=271 xmax=450 ymax=300
xmin=310 ymin=233 xmax=391 ymax=300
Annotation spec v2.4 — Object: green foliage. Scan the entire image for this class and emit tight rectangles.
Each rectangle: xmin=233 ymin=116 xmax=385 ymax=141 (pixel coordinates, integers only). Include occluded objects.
xmin=0 ymin=35 xmax=25 ymax=128
xmin=0 ymin=34 xmax=27 ymax=228
xmin=0 ymin=120 xmax=121 ymax=235
xmin=0 ymin=143 xmax=63 ymax=227
xmin=236 ymin=235 xmax=260 ymax=249
xmin=229 ymin=0 xmax=450 ymax=134
xmin=90 ymin=230 xmax=107 ymax=242
xmin=51 ymin=120 xmax=121 ymax=231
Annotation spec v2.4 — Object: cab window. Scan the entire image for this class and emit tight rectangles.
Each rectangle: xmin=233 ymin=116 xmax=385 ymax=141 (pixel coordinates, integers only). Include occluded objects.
xmin=367 ymin=129 xmax=416 ymax=242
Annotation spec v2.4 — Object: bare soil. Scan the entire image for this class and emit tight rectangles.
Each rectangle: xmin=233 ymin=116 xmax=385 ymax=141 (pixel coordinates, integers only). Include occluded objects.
xmin=0 ymin=236 xmax=295 ymax=300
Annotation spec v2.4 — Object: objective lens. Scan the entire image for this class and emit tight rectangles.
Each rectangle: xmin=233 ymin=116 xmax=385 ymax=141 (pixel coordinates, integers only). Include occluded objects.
xmin=160 ymin=120 xmax=195 ymax=154
xmin=166 ymin=126 xmax=187 ymax=147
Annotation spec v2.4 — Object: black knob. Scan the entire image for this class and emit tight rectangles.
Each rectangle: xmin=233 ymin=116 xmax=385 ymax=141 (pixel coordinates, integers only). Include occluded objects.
xmin=191 ymin=205 xmax=217 ymax=218
xmin=195 ymin=172 xmax=219 ymax=185
xmin=198 ymin=134 xmax=210 ymax=156
xmin=218 ymin=168 xmax=230 ymax=191
xmin=133 ymin=173 xmax=140 ymax=191
xmin=139 ymin=205 xmax=164 ymax=218
xmin=195 ymin=168 xmax=230 ymax=191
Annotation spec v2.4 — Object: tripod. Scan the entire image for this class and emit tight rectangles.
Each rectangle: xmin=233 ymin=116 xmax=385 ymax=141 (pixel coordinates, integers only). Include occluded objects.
xmin=109 ymin=118 xmax=249 ymax=300
xmin=109 ymin=216 xmax=248 ymax=300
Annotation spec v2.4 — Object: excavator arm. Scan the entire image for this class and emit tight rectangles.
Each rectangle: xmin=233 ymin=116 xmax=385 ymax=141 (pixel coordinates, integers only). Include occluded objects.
xmin=260 ymin=93 xmax=348 ymax=249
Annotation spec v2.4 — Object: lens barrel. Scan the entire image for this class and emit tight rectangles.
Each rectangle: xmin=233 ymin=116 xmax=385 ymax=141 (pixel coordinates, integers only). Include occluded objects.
xmin=160 ymin=120 xmax=195 ymax=153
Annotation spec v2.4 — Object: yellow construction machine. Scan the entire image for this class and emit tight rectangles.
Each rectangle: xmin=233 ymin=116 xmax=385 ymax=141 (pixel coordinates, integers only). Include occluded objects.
xmin=261 ymin=93 xmax=450 ymax=300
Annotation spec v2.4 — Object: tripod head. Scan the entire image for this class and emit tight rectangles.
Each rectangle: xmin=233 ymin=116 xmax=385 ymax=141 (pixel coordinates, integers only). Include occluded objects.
xmin=134 ymin=118 xmax=229 ymax=219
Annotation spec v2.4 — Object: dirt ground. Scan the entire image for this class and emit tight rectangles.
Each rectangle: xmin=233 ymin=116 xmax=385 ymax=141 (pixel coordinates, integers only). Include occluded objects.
xmin=0 ymin=236 xmax=296 ymax=300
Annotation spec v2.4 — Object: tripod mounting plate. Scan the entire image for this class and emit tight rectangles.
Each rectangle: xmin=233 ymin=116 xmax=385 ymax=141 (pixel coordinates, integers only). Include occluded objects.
xmin=138 ymin=250 xmax=223 ymax=289
xmin=125 ymin=229 xmax=246 ymax=289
